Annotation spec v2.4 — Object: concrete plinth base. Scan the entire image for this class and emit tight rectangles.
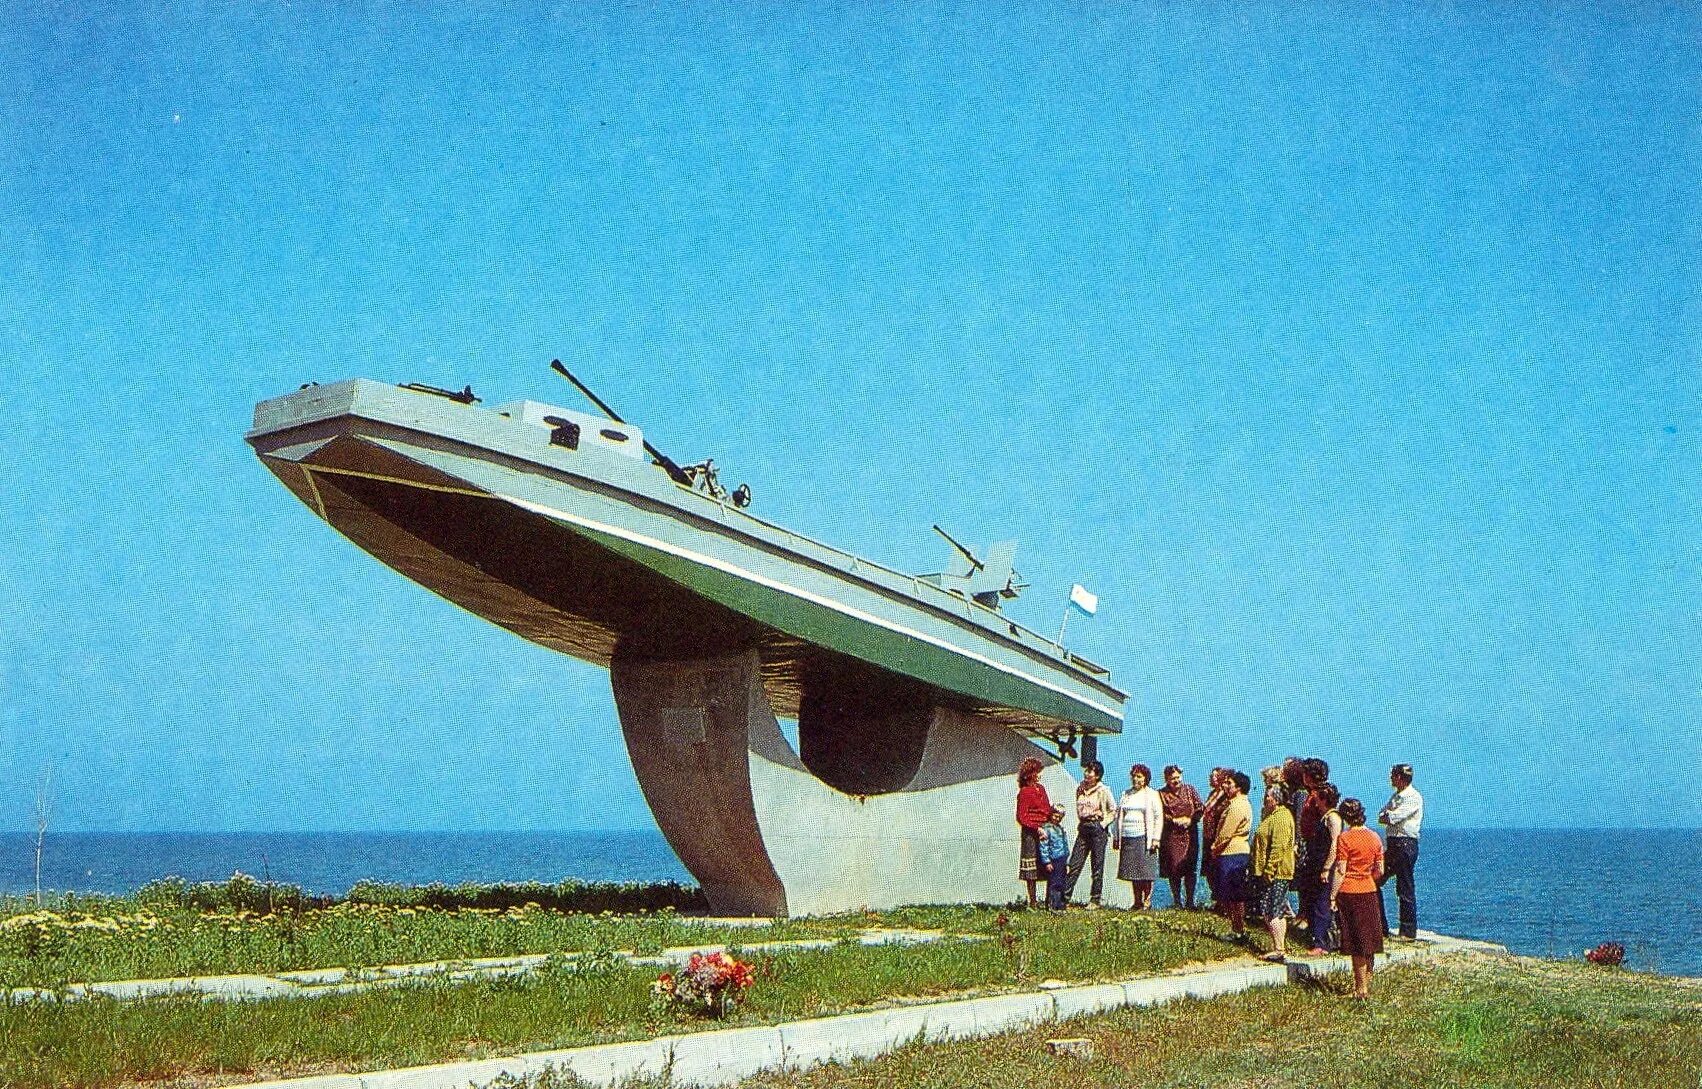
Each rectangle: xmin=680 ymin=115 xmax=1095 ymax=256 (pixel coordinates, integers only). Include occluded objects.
xmin=612 ymin=649 xmax=1104 ymax=917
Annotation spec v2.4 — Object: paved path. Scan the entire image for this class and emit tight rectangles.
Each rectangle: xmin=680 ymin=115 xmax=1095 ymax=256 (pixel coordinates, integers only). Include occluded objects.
xmin=230 ymin=930 xmax=1502 ymax=1089
xmin=4 ymin=927 xmax=949 ymax=1004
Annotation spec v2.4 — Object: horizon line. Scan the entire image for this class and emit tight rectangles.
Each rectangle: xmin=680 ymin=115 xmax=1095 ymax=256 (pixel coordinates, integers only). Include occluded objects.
xmin=17 ymin=825 xmax=1702 ymax=835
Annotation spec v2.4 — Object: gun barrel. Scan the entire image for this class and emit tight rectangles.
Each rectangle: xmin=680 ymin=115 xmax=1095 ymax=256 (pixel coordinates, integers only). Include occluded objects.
xmin=549 ymin=360 xmax=693 ymax=486
xmin=932 ymin=524 xmax=985 ymax=572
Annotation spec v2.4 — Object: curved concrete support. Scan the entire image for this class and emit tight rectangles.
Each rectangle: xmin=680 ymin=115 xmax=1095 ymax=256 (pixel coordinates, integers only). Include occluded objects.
xmin=612 ymin=651 xmax=788 ymax=916
xmin=613 ymin=649 xmax=1119 ymax=917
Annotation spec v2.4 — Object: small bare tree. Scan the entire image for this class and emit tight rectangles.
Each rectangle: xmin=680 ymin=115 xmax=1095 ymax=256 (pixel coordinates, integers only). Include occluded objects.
xmin=33 ymin=769 xmax=51 ymax=906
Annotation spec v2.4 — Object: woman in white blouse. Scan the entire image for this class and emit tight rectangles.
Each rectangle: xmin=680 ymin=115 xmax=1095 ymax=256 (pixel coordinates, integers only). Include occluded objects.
xmin=1113 ymin=763 xmax=1165 ymax=910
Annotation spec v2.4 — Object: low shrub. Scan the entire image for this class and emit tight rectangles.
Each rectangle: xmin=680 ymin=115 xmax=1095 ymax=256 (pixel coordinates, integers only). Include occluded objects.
xmin=137 ymin=873 xmax=321 ymax=915
xmin=344 ymin=879 xmax=707 ymax=915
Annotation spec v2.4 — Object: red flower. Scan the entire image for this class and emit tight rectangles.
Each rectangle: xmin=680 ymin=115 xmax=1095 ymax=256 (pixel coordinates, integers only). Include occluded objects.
xmin=1584 ymin=941 xmax=1625 ymax=967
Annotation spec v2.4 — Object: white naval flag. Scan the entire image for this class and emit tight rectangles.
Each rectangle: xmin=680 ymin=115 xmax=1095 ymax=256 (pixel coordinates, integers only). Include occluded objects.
xmin=1069 ymin=583 xmax=1099 ymax=616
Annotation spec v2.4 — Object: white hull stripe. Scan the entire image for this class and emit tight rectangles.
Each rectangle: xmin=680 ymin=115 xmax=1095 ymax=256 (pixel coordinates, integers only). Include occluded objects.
xmin=498 ymin=493 xmax=1125 ymax=725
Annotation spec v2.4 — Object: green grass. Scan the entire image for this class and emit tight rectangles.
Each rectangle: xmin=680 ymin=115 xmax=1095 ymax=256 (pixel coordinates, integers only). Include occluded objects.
xmin=0 ymin=907 xmax=1242 ymax=1088
xmin=0 ymin=878 xmax=814 ymax=988
xmin=725 ymin=954 xmax=1702 ymax=1089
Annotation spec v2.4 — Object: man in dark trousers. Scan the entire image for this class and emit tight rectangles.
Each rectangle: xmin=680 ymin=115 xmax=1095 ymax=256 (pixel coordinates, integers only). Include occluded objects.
xmin=1377 ymin=763 xmax=1424 ymax=938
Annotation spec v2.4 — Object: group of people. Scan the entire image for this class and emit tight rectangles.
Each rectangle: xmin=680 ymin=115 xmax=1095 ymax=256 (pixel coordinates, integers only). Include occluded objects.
xmin=1015 ymin=755 xmax=1424 ymax=1000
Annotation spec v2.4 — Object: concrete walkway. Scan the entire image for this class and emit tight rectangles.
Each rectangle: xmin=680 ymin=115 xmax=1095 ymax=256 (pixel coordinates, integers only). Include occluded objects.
xmin=4 ymin=927 xmax=949 ymax=1004
xmin=233 ymin=930 xmax=1503 ymax=1089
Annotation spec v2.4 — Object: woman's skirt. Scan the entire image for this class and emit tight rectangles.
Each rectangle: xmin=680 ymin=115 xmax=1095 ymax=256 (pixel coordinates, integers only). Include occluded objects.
xmin=1336 ymin=890 xmax=1385 ymax=956
xmin=1254 ymin=877 xmax=1294 ymax=920
xmin=1117 ymin=835 xmax=1159 ymax=881
xmin=1214 ymin=853 xmax=1250 ymax=902
xmin=1159 ymin=823 xmax=1199 ymax=879
xmin=1018 ymin=826 xmax=1041 ymax=881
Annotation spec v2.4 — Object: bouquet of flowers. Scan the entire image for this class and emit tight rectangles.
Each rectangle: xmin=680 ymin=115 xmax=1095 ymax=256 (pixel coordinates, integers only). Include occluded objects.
xmin=651 ymin=951 xmax=755 ymax=1017
xmin=1584 ymin=941 xmax=1625 ymax=967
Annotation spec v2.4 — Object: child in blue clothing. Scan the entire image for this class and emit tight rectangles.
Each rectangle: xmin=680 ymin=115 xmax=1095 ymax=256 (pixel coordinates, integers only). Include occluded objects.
xmin=1039 ymin=804 xmax=1070 ymax=912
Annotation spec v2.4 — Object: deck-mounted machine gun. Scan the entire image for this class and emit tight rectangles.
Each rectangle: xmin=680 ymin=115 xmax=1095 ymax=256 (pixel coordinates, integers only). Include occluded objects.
xmin=919 ymin=525 xmax=1028 ymax=610
xmin=677 ymin=458 xmax=752 ymax=509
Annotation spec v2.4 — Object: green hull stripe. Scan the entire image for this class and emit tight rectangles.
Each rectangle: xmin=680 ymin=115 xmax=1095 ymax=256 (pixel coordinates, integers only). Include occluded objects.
xmin=573 ymin=522 xmax=1120 ymax=735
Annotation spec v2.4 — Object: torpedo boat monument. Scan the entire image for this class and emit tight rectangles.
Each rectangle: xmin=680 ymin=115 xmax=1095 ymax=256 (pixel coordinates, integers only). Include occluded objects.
xmin=247 ymin=367 xmax=1128 ymax=916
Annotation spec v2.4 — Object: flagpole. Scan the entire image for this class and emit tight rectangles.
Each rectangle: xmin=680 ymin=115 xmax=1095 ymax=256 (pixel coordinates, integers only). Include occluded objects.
xmin=1057 ymin=600 xmax=1071 ymax=648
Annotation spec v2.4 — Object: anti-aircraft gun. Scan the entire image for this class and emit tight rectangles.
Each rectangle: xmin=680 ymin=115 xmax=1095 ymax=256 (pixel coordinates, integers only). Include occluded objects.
xmin=919 ymin=525 xmax=1028 ymax=611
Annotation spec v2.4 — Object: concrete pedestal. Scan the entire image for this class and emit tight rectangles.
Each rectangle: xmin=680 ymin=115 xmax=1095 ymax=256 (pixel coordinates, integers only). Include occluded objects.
xmin=612 ymin=649 xmax=1115 ymax=917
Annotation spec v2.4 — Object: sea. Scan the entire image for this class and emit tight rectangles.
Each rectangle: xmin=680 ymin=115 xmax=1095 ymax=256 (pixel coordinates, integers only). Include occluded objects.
xmin=2 ymin=828 xmax=1696 ymax=977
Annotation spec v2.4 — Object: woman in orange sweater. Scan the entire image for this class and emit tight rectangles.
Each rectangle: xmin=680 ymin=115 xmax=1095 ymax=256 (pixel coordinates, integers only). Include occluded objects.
xmin=1330 ymin=797 xmax=1386 ymax=1000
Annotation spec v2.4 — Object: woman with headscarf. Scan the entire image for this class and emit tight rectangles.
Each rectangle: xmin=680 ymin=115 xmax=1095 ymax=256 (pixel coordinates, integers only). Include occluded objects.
xmin=1113 ymin=763 xmax=1164 ymax=910
xmin=1158 ymin=764 xmax=1204 ymax=909
xmin=1331 ymin=797 xmax=1386 ymax=1000
xmin=1014 ymin=755 xmax=1052 ymax=910
xmin=1251 ymin=783 xmax=1297 ymax=961
xmin=1245 ymin=765 xmax=1288 ymax=927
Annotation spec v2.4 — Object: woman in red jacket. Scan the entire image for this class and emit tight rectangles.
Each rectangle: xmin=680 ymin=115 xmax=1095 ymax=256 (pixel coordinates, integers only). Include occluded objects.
xmin=1015 ymin=756 xmax=1052 ymax=909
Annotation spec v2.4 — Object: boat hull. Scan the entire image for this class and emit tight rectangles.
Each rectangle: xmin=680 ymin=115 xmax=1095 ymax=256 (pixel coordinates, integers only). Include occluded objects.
xmin=247 ymin=380 xmax=1124 ymax=740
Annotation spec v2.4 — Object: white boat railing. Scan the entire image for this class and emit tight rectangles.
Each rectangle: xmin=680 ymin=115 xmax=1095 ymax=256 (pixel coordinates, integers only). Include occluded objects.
xmin=677 ymin=483 xmax=1106 ymax=676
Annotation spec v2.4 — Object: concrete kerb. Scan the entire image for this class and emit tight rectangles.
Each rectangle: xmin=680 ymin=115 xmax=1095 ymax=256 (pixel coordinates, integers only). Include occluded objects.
xmin=230 ymin=931 xmax=1503 ymax=1089
xmin=6 ymin=974 xmax=305 ymax=1004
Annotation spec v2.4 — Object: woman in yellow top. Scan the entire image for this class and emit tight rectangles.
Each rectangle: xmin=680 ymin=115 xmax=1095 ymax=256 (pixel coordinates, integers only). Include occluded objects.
xmin=1251 ymin=784 xmax=1297 ymax=962
xmin=1208 ymin=770 xmax=1253 ymax=939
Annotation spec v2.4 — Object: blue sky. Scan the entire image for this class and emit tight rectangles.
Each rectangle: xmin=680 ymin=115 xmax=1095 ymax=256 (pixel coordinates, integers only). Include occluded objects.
xmin=2 ymin=2 xmax=1696 ymax=835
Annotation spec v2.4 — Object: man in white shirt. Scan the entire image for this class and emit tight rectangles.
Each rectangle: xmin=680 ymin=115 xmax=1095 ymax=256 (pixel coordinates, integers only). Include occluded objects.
xmin=1377 ymin=763 xmax=1423 ymax=939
